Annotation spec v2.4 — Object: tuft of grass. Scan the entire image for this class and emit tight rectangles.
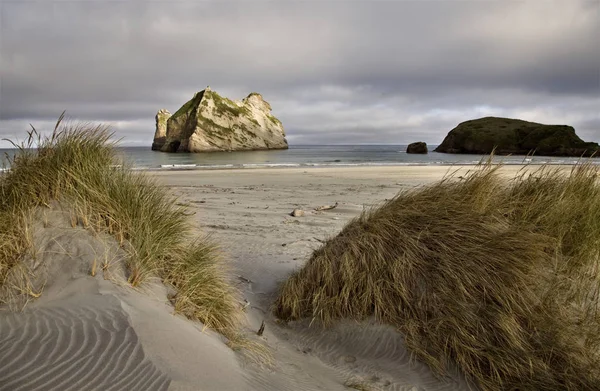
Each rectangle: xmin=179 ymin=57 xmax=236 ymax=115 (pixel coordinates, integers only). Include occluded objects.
xmin=0 ymin=113 xmax=240 ymax=337
xmin=274 ymin=162 xmax=600 ymax=390
xmin=344 ymin=379 xmax=376 ymax=391
xmin=165 ymin=240 xmax=240 ymax=332
xmin=90 ymin=258 xmax=97 ymax=277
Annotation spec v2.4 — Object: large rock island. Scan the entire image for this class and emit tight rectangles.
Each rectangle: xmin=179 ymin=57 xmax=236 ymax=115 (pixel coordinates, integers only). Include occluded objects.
xmin=435 ymin=117 xmax=599 ymax=157
xmin=152 ymin=87 xmax=288 ymax=152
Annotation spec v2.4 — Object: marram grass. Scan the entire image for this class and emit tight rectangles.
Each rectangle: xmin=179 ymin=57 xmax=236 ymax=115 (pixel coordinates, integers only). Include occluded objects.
xmin=274 ymin=163 xmax=600 ymax=390
xmin=0 ymin=114 xmax=240 ymax=335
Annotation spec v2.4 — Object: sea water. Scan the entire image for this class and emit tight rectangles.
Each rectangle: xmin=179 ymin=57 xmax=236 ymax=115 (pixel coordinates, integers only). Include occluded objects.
xmin=1 ymin=145 xmax=597 ymax=171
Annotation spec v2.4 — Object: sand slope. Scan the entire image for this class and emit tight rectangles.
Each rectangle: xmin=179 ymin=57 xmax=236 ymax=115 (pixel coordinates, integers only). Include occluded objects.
xmin=0 ymin=206 xmax=245 ymax=391
xmin=0 ymin=166 xmax=515 ymax=390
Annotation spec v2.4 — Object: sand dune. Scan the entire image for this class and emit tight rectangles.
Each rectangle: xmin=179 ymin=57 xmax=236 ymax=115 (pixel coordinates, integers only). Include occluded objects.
xmin=154 ymin=166 xmax=485 ymax=390
xmin=0 ymin=206 xmax=246 ymax=391
xmin=3 ymin=166 xmax=544 ymax=390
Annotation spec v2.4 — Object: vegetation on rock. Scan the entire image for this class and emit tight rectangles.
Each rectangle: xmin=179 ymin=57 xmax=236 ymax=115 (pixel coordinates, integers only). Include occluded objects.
xmin=206 ymin=90 xmax=251 ymax=118
xmin=171 ymin=91 xmax=205 ymax=120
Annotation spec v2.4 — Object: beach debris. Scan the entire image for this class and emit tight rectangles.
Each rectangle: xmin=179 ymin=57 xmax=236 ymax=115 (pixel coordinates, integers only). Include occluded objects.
xmin=257 ymin=320 xmax=266 ymax=336
xmin=238 ymin=275 xmax=253 ymax=284
xmin=284 ymin=238 xmax=321 ymax=247
xmin=242 ymin=299 xmax=250 ymax=311
xmin=205 ymin=224 xmax=230 ymax=230
xmin=314 ymin=202 xmax=338 ymax=211
xmin=290 ymin=208 xmax=305 ymax=217
xmin=313 ymin=237 xmax=325 ymax=243
xmin=90 ymin=258 xmax=97 ymax=277
xmin=344 ymin=378 xmax=373 ymax=391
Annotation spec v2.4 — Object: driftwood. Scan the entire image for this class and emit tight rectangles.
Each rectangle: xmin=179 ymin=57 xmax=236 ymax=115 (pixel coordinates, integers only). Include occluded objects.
xmin=314 ymin=202 xmax=338 ymax=211
xmin=241 ymin=299 xmax=250 ymax=311
xmin=257 ymin=320 xmax=266 ymax=336
xmin=238 ymin=275 xmax=253 ymax=284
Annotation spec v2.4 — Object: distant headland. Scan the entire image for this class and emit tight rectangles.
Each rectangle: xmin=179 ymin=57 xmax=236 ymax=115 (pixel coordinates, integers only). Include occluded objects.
xmin=435 ymin=117 xmax=599 ymax=157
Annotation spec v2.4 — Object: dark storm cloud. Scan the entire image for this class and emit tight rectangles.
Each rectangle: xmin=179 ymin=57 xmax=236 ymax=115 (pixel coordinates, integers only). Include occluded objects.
xmin=1 ymin=0 xmax=598 ymax=146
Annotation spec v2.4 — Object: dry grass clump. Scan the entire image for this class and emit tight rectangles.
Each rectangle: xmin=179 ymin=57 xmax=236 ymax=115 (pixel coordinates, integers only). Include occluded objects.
xmin=274 ymin=163 xmax=600 ymax=390
xmin=0 ymin=114 xmax=239 ymax=335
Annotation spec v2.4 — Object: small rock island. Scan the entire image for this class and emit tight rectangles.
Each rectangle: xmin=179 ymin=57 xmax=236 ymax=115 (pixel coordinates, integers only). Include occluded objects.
xmin=435 ymin=117 xmax=599 ymax=157
xmin=152 ymin=87 xmax=288 ymax=153
xmin=406 ymin=142 xmax=428 ymax=154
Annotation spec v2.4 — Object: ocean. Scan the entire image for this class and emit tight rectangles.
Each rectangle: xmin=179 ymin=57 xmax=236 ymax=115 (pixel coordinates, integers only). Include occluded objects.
xmin=2 ymin=145 xmax=597 ymax=171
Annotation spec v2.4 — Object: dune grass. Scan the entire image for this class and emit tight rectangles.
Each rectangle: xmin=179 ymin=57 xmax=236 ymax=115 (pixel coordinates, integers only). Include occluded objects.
xmin=274 ymin=162 xmax=600 ymax=390
xmin=0 ymin=114 xmax=240 ymax=334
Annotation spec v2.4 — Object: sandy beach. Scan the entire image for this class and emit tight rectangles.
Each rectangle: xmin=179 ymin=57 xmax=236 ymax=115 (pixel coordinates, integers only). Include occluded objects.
xmin=0 ymin=164 xmax=572 ymax=391
xmin=149 ymin=165 xmax=534 ymax=390
xmin=152 ymin=164 xmax=541 ymax=291
xmin=152 ymin=166 xmax=497 ymax=295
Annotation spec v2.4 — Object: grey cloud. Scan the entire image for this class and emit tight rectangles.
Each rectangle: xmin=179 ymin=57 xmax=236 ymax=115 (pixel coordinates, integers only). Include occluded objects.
xmin=0 ymin=0 xmax=598 ymax=147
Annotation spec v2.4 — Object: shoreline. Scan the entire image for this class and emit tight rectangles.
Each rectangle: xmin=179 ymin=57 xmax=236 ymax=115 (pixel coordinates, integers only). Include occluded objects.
xmin=148 ymin=164 xmax=576 ymax=186
xmin=142 ymin=161 xmax=594 ymax=173
xmin=2 ymin=162 xmax=589 ymax=174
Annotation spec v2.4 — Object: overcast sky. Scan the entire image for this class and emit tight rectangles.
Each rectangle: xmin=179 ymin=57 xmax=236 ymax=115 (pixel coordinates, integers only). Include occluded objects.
xmin=1 ymin=0 xmax=598 ymax=147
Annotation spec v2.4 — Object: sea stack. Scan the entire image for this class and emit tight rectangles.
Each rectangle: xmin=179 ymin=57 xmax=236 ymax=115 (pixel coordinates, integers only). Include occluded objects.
xmin=406 ymin=142 xmax=428 ymax=154
xmin=152 ymin=87 xmax=288 ymax=153
xmin=435 ymin=117 xmax=599 ymax=157
xmin=151 ymin=109 xmax=171 ymax=151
